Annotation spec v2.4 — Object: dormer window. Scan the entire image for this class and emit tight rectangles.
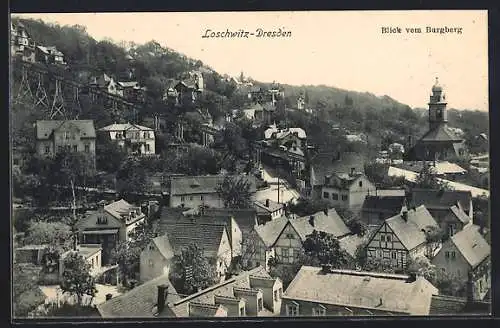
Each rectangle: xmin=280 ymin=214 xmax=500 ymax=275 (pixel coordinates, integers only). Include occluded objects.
xmin=286 ymin=301 xmax=299 ymax=316
xmin=239 ymin=305 xmax=246 ymax=316
xmin=312 ymin=304 xmax=326 ymax=316
xmin=96 ymin=216 xmax=108 ymax=225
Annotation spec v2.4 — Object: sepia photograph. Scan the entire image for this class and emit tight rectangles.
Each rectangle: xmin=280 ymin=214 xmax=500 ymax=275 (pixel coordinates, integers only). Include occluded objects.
xmin=10 ymin=10 xmax=491 ymax=319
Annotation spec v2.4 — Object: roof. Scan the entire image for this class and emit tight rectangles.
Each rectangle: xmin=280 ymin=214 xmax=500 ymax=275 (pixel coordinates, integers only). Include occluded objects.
xmin=339 ymin=233 xmax=371 ymax=258
xmin=450 ymin=225 xmax=490 ymax=269
xmin=411 ymin=189 xmax=472 ymax=213
xmin=419 ymin=124 xmax=463 ymax=143
xmin=77 ymin=210 xmax=123 ymax=231
xmin=160 ymin=222 xmax=227 ymax=258
xmin=151 ymin=235 xmax=175 ymax=260
xmin=99 ymin=123 xmax=154 ymax=132
xmin=373 ymin=189 xmax=406 ymax=197
xmin=254 ymin=199 xmax=283 ymax=214
xmin=254 ymin=216 xmax=289 ymax=247
xmin=448 ymin=205 xmax=471 ymax=225
xmin=104 ymin=199 xmax=144 ymax=221
xmin=202 ymin=208 xmax=258 ymax=235
xmin=311 ymin=152 xmax=367 ymax=186
xmin=284 ymin=266 xmax=438 ymax=315
xmin=170 ymin=175 xmax=257 ymax=196
xmin=169 ymin=266 xmax=275 ymax=317
xmin=324 ymin=173 xmax=367 ymax=190
xmin=362 ymin=195 xmax=406 ymax=213
xmin=429 ymin=295 xmax=468 ymax=315
xmin=394 ymin=161 xmax=466 ymax=175
xmin=384 ymin=205 xmax=438 ymax=251
xmin=291 ymin=209 xmax=350 ymax=240
xmin=35 ymin=120 xmax=96 ymax=140
xmin=188 ymin=302 xmax=227 ymax=317
xmin=117 ymin=81 xmax=140 ymax=88
xmin=97 ymin=274 xmax=180 ymax=318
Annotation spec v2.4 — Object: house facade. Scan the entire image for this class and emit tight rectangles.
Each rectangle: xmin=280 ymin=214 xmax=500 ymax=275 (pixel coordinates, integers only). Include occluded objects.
xmin=140 ymin=235 xmax=174 ymax=283
xmin=34 ymin=120 xmax=96 ymax=168
xmin=365 ymin=205 xmax=439 ymax=270
xmin=59 ymin=244 xmax=102 ymax=278
xmin=99 ymin=123 xmax=156 ymax=155
xmin=281 ymin=266 xmax=439 ymax=316
xmin=321 ymin=172 xmax=376 ymax=210
xmin=431 ymin=225 xmax=491 ymax=301
xmin=254 ymin=199 xmax=285 ymax=222
xmin=35 ymin=45 xmax=65 ymax=65
xmin=10 ymin=22 xmax=36 ymax=62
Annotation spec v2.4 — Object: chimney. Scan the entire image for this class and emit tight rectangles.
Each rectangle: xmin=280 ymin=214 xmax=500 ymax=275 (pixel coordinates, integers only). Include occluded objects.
xmin=105 ymin=293 xmax=113 ymax=301
xmin=265 ymin=199 xmax=270 ymax=208
xmin=324 ymin=175 xmax=331 ymax=185
xmin=323 ymin=208 xmax=328 ymax=216
xmin=309 ymin=215 xmax=315 ymax=227
xmin=377 ymin=298 xmax=383 ymax=307
xmin=157 ymin=284 xmax=169 ymax=314
xmin=350 ymin=167 xmax=355 ymax=176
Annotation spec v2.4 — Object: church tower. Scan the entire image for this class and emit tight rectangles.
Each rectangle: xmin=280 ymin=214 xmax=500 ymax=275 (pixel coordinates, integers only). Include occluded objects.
xmin=428 ymin=77 xmax=448 ymax=131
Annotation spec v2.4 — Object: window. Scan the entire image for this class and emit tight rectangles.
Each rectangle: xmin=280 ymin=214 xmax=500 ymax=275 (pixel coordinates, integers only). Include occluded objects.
xmin=181 ymin=196 xmax=185 ymax=202
xmin=149 ymin=245 xmax=155 ymax=251
xmin=323 ymin=192 xmax=329 ymax=199
xmin=312 ymin=305 xmax=326 ymax=316
xmin=239 ymin=306 xmax=245 ymax=316
xmin=145 ymin=144 xmax=150 ymax=152
xmin=274 ymin=290 xmax=278 ymax=301
xmin=386 ymin=235 xmax=392 ymax=242
xmin=376 ymin=250 xmax=381 ymax=258
xmin=451 ymin=251 xmax=456 ymax=259
xmin=65 ymin=132 xmax=70 ymax=139
xmin=73 ymin=145 xmax=78 ymax=152
xmin=91 ymin=258 xmax=94 ymax=268
xmin=85 ymin=144 xmax=90 ymax=153
xmin=359 ymin=181 xmax=363 ymax=187
xmin=391 ymin=251 xmax=397 ymax=259
xmin=286 ymin=233 xmax=295 ymax=239
xmin=257 ymin=298 xmax=263 ymax=312
xmin=381 ymin=235 xmax=385 ymax=242
xmin=189 ymin=196 xmax=193 ymax=201
xmin=148 ymin=259 xmax=154 ymax=267
xmin=200 ymin=195 xmax=204 ymax=201
xmin=342 ymin=195 xmax=348 ymax=201
xmin=286 ymin=302 xmax=299 ymax=316
xmin=45 ymin=146 xmax=50 ymax=154
xmin=383 ymin=250 xmax=390 ymax=259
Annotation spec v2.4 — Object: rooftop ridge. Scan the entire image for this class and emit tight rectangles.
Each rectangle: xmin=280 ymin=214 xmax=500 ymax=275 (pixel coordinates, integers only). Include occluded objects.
xmin=233 ymin=286 xmax=262 ymax=294
xmin=307 ymin=266 xmax=410 ymax=280
xmin=189 ymin=302 xmax=221 ymax=309
xmin=172 ymin=266 xmax=265 ymax=306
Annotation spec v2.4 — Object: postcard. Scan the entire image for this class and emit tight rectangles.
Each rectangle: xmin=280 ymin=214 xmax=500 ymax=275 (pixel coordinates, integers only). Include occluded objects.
xmin=10 ymin=10 xmax=490 ymax=320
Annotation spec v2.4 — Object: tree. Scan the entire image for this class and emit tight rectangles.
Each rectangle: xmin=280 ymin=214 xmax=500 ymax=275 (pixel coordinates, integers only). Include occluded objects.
xmin=24 ymin=221 xmax=72 ymax=248
xmin=171 ymin=244 xmax=218 ymax=295
xmin=13 ymin=263 xmax=46 ymax=318
xmin=414 ymin=164 xmax=444 ymax=189
xmin=95 ymin=135 xmax=128 ymax=173
xmin=110 ymin=221 xmax=158 ymax=284
xmin=116 ymin=157 xmax=150 ymax=197
xmin=302 ymin=230 xmax=352 ymax=269
xmin=287 ymin=197 xmax=329 ymax=217
xmin=347 ymin=218 xmax=368 ymax=237
xmin=60 ymin=252 xmax=97 ymax=305
xmin=216 ymin=175 xmax=253 ymax=209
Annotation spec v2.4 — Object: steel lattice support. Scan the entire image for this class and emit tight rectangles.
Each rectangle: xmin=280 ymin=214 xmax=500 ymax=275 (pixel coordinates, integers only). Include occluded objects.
xmin=71 ymin=85 xmax=81 ymax=118
xmin=49 ymin=78 xmax=66 ymax=119
xmin=34 ymin=71 xmax=49 ymax=108
xmin=14 ymin=64 xmax=34 ymax=104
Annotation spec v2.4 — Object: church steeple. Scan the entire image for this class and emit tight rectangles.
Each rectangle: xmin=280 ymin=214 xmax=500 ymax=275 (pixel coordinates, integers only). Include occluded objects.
xmin=428 ymin=77 xmax=448 ymax=130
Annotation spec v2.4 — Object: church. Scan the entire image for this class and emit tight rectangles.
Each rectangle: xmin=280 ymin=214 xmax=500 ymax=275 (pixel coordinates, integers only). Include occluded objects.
xmin=406 ymin=78 xmax=467 ymax=161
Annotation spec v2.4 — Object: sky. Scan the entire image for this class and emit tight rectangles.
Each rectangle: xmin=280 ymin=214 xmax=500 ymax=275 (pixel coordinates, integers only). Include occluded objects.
xmin=13 ymin=11 xmax=488 ymax=111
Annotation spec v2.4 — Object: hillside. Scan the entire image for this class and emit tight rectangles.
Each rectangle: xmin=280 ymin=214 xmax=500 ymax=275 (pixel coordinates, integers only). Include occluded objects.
xmin=11 ymin=16 xmax=489 ymax=156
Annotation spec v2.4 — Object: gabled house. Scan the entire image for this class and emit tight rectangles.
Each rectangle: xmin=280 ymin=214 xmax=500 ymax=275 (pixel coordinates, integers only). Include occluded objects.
xmin=77 ymin=199 xmax=145 ymax=265
xmin=166 ymin=175 xmax=257 ymax=209
xmin=361 ymin=195 xmax=408 ymax=227
xmin=310 ymin=151 xmax=367 ymax=188
xmin=157 ymin=221 xmax=232 ymax=281
xmin=98 ymin=122 xmax=156 ymax=155
xmin=168 ymin=266 xmax=283 ymax=317
xmin=281 ymin=266 xmax=438 ymax=316
xmin=173 ymin=72 xmax=204 ymax=106
xmin=117 ymin=81 xmax=147 ymax=102
xmin=431 ymin=225 xmax=490 ymax=301
xmin=365 ymin=205 xmax=439 ymax=269
xmin=140 ymin=235 xmax=175 ymax=283
xmin=253 ymin=209 xmax=350 ymax=266
xmin=97 ymin=273 xmax=180 ymax=318
xmin=35 ymin=45 xmax=65 ymax=65
xmin=202 ymin=208 xmax=259 ymax=237
xmin=411 ymin=189 xmax=473 ymax=220
xmin=34 ymin=120 xmax=96 ymax=168
xmin=320 ymin=171 xmax=376 ymax=211
xmin=90 ymin=73 xmax=122 ymax=96
xmin=10 ymin=22 xmax=36 ymax=62
xmin=59 ymin=244 xmax=102 ymax=278
xmin=254 ymin=199 xmax=285 ymax=223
